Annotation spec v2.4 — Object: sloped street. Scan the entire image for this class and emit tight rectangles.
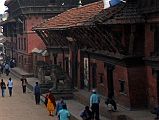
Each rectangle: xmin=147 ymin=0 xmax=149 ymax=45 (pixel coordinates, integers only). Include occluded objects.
xmin=0 ymin=73 xmax=56 ymax=120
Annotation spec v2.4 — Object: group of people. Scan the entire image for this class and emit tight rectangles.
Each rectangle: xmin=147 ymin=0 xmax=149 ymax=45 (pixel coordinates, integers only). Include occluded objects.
xmin=0 ymin=75 xmax=116 ymax=120
xmin=0 ymin=63 xmax=10 ymax=76
xmin=33 ymin=82 xmax=70 ymax=120
xmin=80 ymin=89 xmax=101 ymax=120
xmin=0 ymin=78 xmax=13 ymax=97
xmin=80 ymin=90 xmax=117 ymax=120
xmin=0 ymin=76 xmax=28 ymax=98
xmin=0 ymin=77 xmax=70 ymax=120
xmin=0 ymin=58 xmax=16 ymax=76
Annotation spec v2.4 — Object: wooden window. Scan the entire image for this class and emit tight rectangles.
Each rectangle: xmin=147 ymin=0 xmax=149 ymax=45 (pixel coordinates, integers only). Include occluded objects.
xmin=154 ymin=26 xmax=159 ymax=55
xmin=99 ymin=73 xmax=103 ymax=83
xmin=58 ymin=62 xmax=62 ymax=67
xmin=24 ymin=58 xmax=27 ymax=64
xmin=20 ymin=38 xmax=23 ymax=50
xmin=23 ymin=20 xmax=26 ymax=31
xmin=24 ymin=38 xmax=26 ymax=50
xmin=19 ymin=56 xmax=21 ymax=63
xmin=21 ymin=38 xmax=23 ymax=50
xmin=53 ymin=54 xmax=57 ymax=64
xmin=15 ymin=38 xmax=17 ymax=50
xmin=18 ymin=38 xmax=20 ymax=49
xmin=119 ymin=80 xmax=125 ymax=93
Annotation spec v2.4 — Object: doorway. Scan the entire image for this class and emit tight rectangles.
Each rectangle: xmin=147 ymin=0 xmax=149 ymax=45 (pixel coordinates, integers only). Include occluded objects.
xmin=92 ymin=63 xmax=97 ymax=88
xmin=157 ymin=71 xmax=159 ymax=105
xmin=84 ymin=58 xmax=89 ymax=88
xmin=107 ymin=64 xmax=115 ymax=97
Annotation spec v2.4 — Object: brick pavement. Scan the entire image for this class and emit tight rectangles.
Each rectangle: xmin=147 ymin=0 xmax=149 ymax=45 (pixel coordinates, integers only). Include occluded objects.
xmin=10 ymin=67 xmax=157 ymax=120
xmin=0 ymin=73 xmax=58 ymax=120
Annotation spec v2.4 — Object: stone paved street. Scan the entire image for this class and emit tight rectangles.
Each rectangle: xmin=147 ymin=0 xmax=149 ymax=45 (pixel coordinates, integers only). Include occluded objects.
xmin=0 ymin=73 xmax=57 ymax=120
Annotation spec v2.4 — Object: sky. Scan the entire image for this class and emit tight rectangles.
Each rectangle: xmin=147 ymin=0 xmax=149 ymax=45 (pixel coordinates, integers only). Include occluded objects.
xmin=0 ymin=0 xmax=6 ymax=14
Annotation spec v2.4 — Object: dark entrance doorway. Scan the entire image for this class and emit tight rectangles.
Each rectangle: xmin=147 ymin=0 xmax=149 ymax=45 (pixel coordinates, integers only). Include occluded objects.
xmin=107 ymin=64 xmax=115 ymax=97
xmin=156 ymin=71 xmax=159 ymax=105
xmin=65 ymin=57 xmax=69 ymax=75
xmin=92 ymin=63 xmax=97 ymax=88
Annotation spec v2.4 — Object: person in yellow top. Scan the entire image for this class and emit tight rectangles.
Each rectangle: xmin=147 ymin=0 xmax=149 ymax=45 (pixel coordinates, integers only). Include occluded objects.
xmin=46 ymin=90 xmax=56 ymax=116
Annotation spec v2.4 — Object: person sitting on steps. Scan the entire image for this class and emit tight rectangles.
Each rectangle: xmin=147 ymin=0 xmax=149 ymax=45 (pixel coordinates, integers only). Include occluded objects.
xmin=105 ymin=94 xmax=117 ymax=111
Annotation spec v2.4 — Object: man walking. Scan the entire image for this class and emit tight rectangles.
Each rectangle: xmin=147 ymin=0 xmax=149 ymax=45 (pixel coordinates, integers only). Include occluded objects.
xmin=5 ymin=63 xmax=10 ymax=76
xmin=34 ymin=82 xmax=41 ymax=104
xmin=21 ymin=77 xmax=28 ymax=93
xmin=90 ymin=89 xmax=100 ymax=120
xmin=7 ymin=78 xmax=13 ymax=96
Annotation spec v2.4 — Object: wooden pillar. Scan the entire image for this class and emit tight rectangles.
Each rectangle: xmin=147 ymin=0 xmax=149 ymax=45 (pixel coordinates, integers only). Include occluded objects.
xmin=67 ymin=37 xmax=78 ymax=89
xmin=129 ymin=25 xmax=136 ymax=55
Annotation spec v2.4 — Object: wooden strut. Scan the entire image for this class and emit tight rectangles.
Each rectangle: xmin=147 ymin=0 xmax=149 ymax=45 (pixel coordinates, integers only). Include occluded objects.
xmin=85 ymin=27 xmax=105 ymax=50
xmin=52 ymin=31 xmax=67 ymax=71
xmin=78 ymin=27 xmax=101 ymax=50
xmin=95 ymin=26 xmax=119 ymax=53
xmin=69 ymin=29 xmax=85 ymax=49
xmin=72 ymin=28 xmax=90 ymax=49
xmin=45 ymin=30 xmax=52 ymax=46
xmin=89 ymin=26 xmax=114 ymax=52
xmin=36 ymin=30 xmax=49 ymax=46
xmin=86 ymin=27 xmax=113 ymax=51
xmin=55 ymin=30 xmax=68 ymax=47
xmin=99 ymin=26 xmax=125 ymax=53
xmin=67 ymin=28 xmax=86 ymax=48
xmin=48 ymin=30 xmax=65 ymax=47
xmin=69 ymin=27 xmax=99 ymax=50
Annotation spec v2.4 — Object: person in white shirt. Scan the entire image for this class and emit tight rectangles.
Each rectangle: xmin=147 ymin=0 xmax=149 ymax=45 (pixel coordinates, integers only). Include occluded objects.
xmin=7 ymin=78 xmax=13 ymax=96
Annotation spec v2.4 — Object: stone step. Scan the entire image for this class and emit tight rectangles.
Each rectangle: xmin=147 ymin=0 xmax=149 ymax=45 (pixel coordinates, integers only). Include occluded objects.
xmin=10 ymin=68 xmax=34 ymax=79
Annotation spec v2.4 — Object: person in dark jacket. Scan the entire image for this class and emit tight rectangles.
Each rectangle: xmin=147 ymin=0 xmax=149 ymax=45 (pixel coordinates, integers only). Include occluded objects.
xmin=34 ymin=82 xmax=41 ymax=104
xmin=56 ymin=97 xmax=67 ymax=115
xmin=154 ymin=107 xmax=159 ymax=119
xmin=80 ymin=106 xmax=92 ymax=120
xmin=0 ymin=79 xmax=6 ymax=97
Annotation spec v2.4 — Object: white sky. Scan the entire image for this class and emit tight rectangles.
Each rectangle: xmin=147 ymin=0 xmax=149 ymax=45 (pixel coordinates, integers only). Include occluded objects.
xmin=0 ymin=0 xmax=6 ymax=14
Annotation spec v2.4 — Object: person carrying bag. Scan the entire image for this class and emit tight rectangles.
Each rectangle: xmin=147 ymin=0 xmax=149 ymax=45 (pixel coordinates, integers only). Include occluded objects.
xmin=0 ymin=79 xmax=6 ymax=97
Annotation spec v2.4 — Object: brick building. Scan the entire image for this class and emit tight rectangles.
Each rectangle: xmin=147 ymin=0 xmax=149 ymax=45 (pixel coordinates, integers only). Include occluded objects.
xmin=33 ymin=0 xmax=159 ymax=109
xmin=0 ymin=0 xmax=89 ymax=73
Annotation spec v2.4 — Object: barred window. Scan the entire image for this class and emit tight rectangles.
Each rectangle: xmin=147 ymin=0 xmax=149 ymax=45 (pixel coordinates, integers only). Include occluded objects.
xmin=119 ymin=80 xmax=125 ymax=93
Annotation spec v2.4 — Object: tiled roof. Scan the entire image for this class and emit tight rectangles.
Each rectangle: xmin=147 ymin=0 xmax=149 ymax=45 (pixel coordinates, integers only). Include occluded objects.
xmin=34 ymin=1 xmax=104 ymax=30
xmin=95 ymin=1 xmax=145 ymax=24
xmin=93 ymin=2 xmax=125 ymax=23
xmin=34 ymin=1 xmax=143 ymax=30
